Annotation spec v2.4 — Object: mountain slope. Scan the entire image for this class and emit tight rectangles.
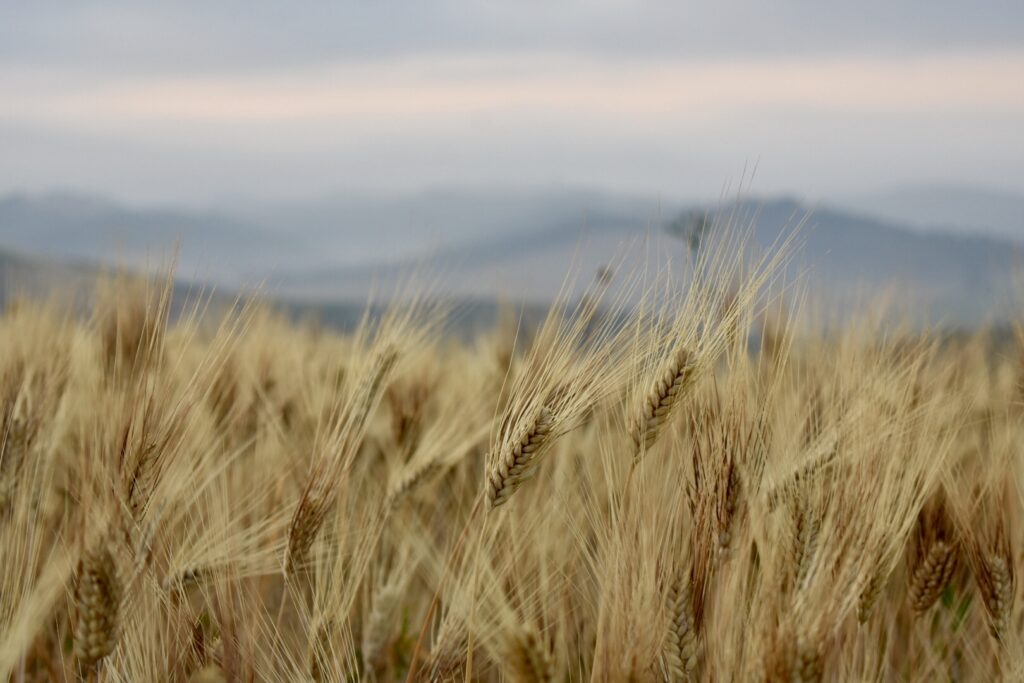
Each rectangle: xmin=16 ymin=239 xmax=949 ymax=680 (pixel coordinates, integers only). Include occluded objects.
xmin=0 ymin=192 xmax=293 ymax=283
xmin=838 ymin=185 xmax=1024 ymax=241
xmin=736 ymin=199 xmax=1018 ymax=322
xmin=273 ymin=197 xmax=1022 ymax=324
xmin=0 ymin=189 xmax=1020 ymax=325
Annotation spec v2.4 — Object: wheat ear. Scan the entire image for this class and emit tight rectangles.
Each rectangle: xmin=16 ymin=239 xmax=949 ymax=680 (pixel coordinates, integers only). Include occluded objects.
xmin=74 ymin=545 xmax=121 ymax=671
xmin=386 ymin=459 xmax=443 ymax=511
xmin=664 ymin=572 xmax=699 ymax=682
xmin=908 ymin=541 xmax=958 ymax=613
xmin=790 ymin=498 xmax=821 ymax=590
xmin=428 ymin=612 xmax=469 ymax=683
xmin=633 ymin=346 xmax=696 ymax=461
xmin=486 ymin=407 xmax=554 ymax=508
xmin=362 ymin=575 xmax=407 ymax=667
xmin=309 ymin=619 xmax=338 ymax=683
xmin=857 ymin=567 xmax=887 ymax=623
xmin=0 ymin=393 xmax=33 ymax=512
xmin=506 ymin=628 xmax=553 ymax=683
xmin=978 ymin=553 xmax=1015 ymax=641
xmin=793 ymin=638 xmax=824 ymax=683
xmin=908 ymin=490 xmax=959 ymax=613
xmin=286 ymin=473 xmax=333 ymax=573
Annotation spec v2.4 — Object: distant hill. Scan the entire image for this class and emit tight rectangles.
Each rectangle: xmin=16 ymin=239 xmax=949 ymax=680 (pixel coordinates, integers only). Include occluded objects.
xmin=0 ymin=192 xmax=293 ymax=284
xmin=232 ymin=187 xmax=667 ymax=268
xmin=0 ymin=247 xmax=99 ymax=307
xmin=267 ymin=196 xmax=652 ymax=302
xmin=838 ymin=185 xmax=1024 ymax=242
xmin=0 ymin=189 xmax=671 ymax=282
xmin=733 ymin=198 xmax=1020 ymax=324
xmin=269 ymin=196 xmax=1022 ymax=324
xmin=0 ymin=245 xmax=250 ymax=327
xmin=0 ymin=244 xmax=548 ymax=337
xmin=0 ymin=189 xmax=1021 ymax=326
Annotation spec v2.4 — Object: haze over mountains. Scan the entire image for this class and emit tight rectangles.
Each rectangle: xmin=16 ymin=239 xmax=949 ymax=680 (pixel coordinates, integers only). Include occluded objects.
xmin=0 ymin=185 xmax=1021 ymax=326
xmin=839 ymin=185 xmax=1024 ymax=241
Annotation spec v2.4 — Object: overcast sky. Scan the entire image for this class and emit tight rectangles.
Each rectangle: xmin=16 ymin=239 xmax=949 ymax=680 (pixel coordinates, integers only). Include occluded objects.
xmin=2 ymin=2 xmax=1023 ymax=206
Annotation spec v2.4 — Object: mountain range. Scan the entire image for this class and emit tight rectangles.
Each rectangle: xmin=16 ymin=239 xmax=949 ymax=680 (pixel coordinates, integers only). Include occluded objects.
xmin=0 ymin=186 xmax=1021 ymax=327
xmin=839 ymin=185 xmax=1024 ymax=242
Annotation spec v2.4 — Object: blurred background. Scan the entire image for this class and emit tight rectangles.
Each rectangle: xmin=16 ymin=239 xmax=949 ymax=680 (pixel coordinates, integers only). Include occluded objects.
xmin=2 ymin=2 xmax=1023 ymax=326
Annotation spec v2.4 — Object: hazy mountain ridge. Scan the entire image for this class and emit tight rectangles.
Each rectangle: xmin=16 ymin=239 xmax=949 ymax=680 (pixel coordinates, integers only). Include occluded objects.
xmin=0 ymin=187 xmax=1020 ymax=325
xmin=0 ymin=192 xmax=293 ymax=283
xmin=838 ymin=185 xmax=1024 ymax=242
xmin=740 ymin=199 xmax=1019 ymax=322
xmin=284 ymin=208 xmax=645 ymax=289
xmin=234 ymin=187 xmax=667 ymax=268
xmin=270 ymin=194 xmax=1021 ymax=322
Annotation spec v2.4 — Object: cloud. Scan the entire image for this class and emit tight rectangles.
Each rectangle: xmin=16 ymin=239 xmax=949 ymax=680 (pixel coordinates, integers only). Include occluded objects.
xmin=3 ymin=1 xmax=1024 ymax=75
xmin=2 ymin=3 xmax=1023 ymax=202
xmin=5 ymin=52 xmax=1023 ymax=130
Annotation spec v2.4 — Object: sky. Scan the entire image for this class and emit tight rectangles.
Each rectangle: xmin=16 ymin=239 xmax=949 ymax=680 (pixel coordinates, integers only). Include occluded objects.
xmin=2 ymin=1 xmax=1023 ymax=207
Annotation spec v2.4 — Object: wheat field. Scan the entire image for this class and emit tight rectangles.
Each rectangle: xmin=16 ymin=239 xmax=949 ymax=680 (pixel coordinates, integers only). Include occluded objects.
xmin=0 ymin=235 xmax=1022 ymax=682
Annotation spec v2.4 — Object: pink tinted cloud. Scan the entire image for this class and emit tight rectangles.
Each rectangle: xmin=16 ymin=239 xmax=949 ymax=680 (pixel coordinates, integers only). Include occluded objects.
xmin=4 ymin=51 xmax=1023 ymax=128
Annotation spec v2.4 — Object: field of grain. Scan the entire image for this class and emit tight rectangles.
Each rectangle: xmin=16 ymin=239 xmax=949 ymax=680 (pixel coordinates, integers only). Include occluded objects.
xmin=0 ymin=236 xmax=1021 ymax=682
